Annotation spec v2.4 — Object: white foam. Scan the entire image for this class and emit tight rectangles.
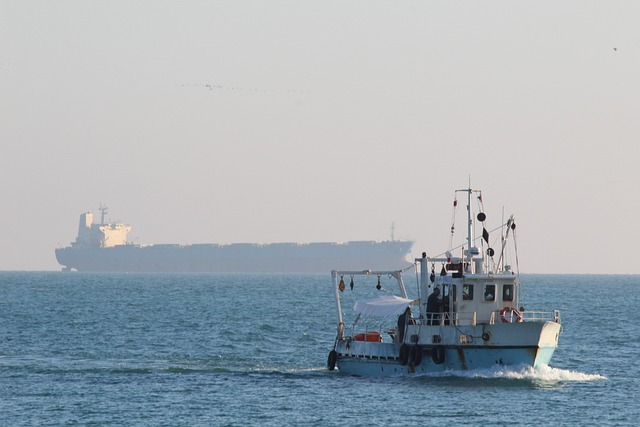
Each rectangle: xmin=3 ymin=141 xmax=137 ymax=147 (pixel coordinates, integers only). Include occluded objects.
xmin=427 ymin=364 xmax=606 ymax=382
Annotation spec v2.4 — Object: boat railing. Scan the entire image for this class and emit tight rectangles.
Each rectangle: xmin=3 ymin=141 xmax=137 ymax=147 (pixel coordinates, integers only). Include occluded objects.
xmin=487 ymin=309 xmax=561 ymax=324
xmin=421 ymin=311 xmax=474 ymax=326
xmin=348 ymin=322 xmax=389 ymax=342
xmin=348 ymin=316 xmax=420 ymax=344
xmin=420 ymin=311 xmax=455 ymax=326
xmin=420 ymin=309 xmax=561 ymax=326
xmin=449 ymin=311 xmax=477 ymax=326
xmin=520 ymin=310 xmax=561 ymax=323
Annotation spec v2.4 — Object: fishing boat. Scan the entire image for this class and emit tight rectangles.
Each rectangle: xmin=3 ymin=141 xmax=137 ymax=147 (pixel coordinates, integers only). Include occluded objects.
xmin=327 ymin=186 xmax=561 ymax=375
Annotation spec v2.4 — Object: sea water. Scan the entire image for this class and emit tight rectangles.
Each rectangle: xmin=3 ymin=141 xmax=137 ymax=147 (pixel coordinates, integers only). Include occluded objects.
xmin=0 ymin=272 xmax=637 ymax=426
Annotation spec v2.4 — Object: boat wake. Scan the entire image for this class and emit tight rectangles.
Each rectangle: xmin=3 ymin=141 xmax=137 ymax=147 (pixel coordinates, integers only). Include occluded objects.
xmin=426 ymin=364 xmax=606 ymax=383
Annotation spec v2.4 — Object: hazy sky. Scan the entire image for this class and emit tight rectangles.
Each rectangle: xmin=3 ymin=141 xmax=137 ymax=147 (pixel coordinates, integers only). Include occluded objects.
xmin=2 ymin=1 xmax=639 ymax=273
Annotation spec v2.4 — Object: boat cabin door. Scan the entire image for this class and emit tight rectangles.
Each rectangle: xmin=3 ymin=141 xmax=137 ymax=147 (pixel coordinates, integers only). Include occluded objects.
xmin=440 ymin=283 xmax=455 ymax=325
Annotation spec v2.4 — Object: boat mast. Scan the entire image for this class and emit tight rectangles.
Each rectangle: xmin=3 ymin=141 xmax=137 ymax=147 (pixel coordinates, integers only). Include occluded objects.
xmin=455 ymin=184 xmax=481 ymax=270
xmin=99 ymin=204 xmax=108 ymax=225
xmin=466 ymin=186 xmax=472 ymax=261
xmin=455 ymin=186 xmax=473 ymax=264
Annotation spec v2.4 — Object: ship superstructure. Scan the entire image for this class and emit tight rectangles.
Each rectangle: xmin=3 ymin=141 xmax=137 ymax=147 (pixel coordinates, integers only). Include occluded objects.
xmin=72 ymin=207 xmax=131 ymax=248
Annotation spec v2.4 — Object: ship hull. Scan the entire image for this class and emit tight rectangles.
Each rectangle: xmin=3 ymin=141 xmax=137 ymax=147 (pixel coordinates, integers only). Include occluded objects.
xmin=55 ymin=241 xmax=413 ymax=273
xmin=333 ymin=321 xmax=561 ymax=376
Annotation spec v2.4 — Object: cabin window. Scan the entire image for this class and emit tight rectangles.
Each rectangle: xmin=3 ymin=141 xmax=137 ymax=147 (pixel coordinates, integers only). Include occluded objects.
xmin=462 ymin=284 xmax=474 ymax=300
xmin=452 ymin=285 xmax=457 ymax=302
xmin=484 ymin=284 xmax=495 ymax=302
xmin=503 ymin=284 xmax=514 ymax=301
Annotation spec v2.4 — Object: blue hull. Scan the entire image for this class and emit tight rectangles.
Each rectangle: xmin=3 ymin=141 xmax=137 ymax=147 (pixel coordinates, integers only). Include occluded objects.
xmin=337 ymin=345 xmax=557 ymax=376
xmin=334 ymin=321 xmax=561 ymax=376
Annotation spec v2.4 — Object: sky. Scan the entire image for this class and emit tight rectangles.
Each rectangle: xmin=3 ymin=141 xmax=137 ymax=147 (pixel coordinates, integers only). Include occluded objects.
xmin=1 ymin=1 xmax=639 ymax=273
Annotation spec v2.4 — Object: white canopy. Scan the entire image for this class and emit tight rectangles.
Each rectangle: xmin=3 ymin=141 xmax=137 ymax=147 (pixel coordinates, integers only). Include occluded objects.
xmin=353 ymin=295 xmax=414 ymax=318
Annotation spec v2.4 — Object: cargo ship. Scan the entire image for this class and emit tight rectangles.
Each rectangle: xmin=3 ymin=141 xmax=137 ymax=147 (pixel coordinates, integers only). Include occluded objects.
xmin=55 ymin=207 xmax=413 ymax=273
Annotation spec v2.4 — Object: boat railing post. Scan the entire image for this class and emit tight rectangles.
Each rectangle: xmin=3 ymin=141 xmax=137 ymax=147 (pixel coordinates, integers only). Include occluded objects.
xmin=554 ymin=310 xmax=561 ymax=324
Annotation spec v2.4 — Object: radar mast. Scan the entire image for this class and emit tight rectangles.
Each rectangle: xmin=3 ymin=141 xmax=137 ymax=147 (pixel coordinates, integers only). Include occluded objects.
xmin=99 ymin=204 xmax=108 ymax=225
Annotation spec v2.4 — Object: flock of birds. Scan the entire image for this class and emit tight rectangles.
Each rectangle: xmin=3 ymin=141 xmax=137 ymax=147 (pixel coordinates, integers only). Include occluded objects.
xmin=179 ymin=83 xmax=310 ymax=95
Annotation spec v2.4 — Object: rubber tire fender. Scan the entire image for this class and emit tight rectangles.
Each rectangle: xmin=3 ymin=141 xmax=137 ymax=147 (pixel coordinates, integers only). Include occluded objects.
xmin=410 ymin=345 xmax=423 ymax=366
xmin=399 ymin=343 xmax=410 ymax=366
xmin=431 ymin=346 xmax=445 ymax=365
xmin=327 ymin=350 xmax=337 ymax=371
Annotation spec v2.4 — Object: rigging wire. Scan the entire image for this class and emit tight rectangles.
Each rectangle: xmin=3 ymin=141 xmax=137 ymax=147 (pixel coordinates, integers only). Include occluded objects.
xmin=512 ymin=224 xmax=520 ymax=276
xmin=449 ymin=198 xmax=458 ymax=252
xmin=476 ymin=191 xmax=485 ymax=213
xmin=414 ymin=260 xmax=421 ymax=302
xmin=512 ymin=223 xmax=524 ymax=309
xmin=431 ymin=222 xmax=507 ymax=260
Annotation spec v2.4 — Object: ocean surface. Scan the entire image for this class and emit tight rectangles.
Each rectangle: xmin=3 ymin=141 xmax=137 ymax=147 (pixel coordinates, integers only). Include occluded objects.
xmin=1 ymin=272 xmax=638 ymax=426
